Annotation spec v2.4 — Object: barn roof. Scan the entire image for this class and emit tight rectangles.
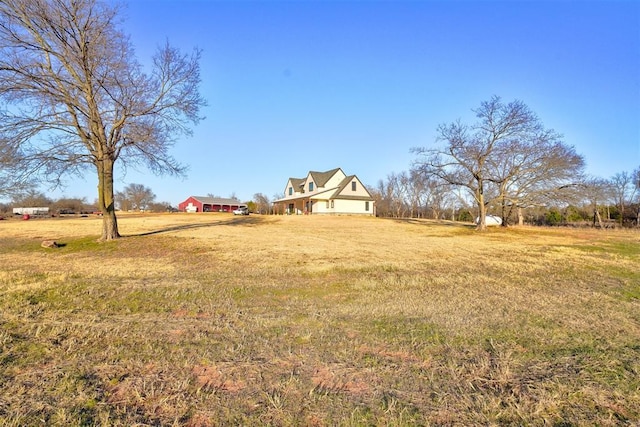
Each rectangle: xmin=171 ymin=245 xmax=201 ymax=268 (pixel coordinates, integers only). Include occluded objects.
xmin=191 ymin=196 xmax=245 ymax=206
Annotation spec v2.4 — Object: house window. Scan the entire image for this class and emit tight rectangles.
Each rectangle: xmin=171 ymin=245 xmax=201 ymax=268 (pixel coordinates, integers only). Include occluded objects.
xmin=351 ymin=181 xmax=356 ymax=191
xmin=365 ymin=201 xmax=370 ymax=211
xmin=331 ymin=200 xmax=334 ymax=208
xmin=326 ymin=200 xmax=329 ymax=208
xmin=309 ymin=182 xmax=314 ymax=192
xmin=288 ymin=187 xmax=293 ymax=196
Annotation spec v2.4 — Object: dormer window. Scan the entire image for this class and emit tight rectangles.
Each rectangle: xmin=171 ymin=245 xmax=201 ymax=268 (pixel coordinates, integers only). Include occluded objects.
xmin=351 ymin=181 xmax=356 ymax=191
xmin=309 ymin=182 xmax=314 ymax=192
xmin=288 ymin=187 xmax=293 ymax=195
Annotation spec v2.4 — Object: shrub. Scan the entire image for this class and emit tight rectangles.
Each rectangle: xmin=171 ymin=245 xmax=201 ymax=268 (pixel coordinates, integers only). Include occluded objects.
xmin=545 ymin=208 xmax=563 ymax=226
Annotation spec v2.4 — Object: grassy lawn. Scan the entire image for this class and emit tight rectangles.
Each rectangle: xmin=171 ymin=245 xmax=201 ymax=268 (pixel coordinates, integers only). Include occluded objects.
xmin=1 ymin=213 xmax=639 ymax=426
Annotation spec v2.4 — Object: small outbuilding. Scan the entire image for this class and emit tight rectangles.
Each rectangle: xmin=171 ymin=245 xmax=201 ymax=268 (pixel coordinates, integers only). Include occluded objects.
xmin=13 ymin=207 xmax=50 ymax=217
xmin=476 ymin=215 xmax=503 ymax=226
xmin=178 ymin=196 xmax=247 ymax=213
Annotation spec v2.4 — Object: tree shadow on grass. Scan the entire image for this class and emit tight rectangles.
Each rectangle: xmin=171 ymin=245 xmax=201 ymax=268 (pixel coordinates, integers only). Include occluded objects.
xmin=389 ymin=217 xmax=476 ymax=229
xmin=124 ymin=215 xmax=267 ymax=237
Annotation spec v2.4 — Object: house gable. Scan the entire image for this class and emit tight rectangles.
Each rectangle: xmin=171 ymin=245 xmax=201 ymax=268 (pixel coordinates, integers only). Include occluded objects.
xmin=334 ymin=175 xmax=373 ymax=199
xmin=303 ymin=168 xmax=346 ymax=194
xmin=284 ymin=178 xmax=305 ymax=196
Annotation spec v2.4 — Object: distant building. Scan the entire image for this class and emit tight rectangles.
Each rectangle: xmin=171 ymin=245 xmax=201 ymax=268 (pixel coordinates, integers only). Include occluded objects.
xmin=178 ymin=196 xmax=247 ymax=213
xmin=273 ymin=168 xmax=375 ymax=215
xmin=13 ymin=207 xmax=49 ymax=216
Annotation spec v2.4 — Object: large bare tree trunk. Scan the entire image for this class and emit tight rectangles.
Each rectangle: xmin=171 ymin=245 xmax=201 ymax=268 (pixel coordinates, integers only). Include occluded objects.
xmin=477 ymin=186 xmax=487 ymax=231
xmin=517 ymin=207 xmax=524 ymax=226
xmin=593 ymin=207 xmax=604 ymax=229
xmin=97 ymin=158 xmax=120 ymax=241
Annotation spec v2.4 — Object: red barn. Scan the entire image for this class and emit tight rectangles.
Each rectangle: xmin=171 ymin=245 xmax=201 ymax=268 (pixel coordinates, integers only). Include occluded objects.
xmin=178 ymin=196 xmax=247 ymax=213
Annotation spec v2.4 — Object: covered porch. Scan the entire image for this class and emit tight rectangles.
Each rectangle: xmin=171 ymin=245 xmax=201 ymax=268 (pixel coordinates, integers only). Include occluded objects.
xmin=272 ymin=196 xmax=315 ymax=215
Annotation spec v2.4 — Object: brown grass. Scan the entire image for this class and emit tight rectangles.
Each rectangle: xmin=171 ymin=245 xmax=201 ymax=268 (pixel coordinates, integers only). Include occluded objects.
xmin=1 ymin=213 xmax=639 ymax=425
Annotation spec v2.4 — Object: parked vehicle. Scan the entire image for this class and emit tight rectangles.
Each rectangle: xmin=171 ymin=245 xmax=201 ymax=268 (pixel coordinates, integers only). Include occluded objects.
xmin=233 ymin=207 xmax=249 ymax=215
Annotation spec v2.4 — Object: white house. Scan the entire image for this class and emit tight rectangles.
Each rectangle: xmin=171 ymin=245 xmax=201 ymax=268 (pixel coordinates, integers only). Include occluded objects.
xmin=273 ymin=168 xmax=375 ymax=215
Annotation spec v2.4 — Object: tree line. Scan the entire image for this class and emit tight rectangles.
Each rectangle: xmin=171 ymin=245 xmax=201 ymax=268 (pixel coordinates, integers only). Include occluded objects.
xmin=370 ymin=167 xmax=640 ymax=228
xmin=0 ymin=183 xmax=173 ymax=216
xmin=372 ymin=96 xmax=639 ymax=229
xmin=1 ymin=1 xmax=637 ymax=234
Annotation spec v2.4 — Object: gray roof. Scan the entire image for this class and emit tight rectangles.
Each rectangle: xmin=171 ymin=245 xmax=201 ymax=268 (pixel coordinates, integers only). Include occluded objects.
xmin=275 ymin=168 xmax=373 ymax=203
xmin=332 ymin=175 xmax=374 ymax=199
xmin=309 ymin=167 xmax=342 ymax=187
xmin=288 ymin=168 xmax=344 ymax=190
xmin=192 ymin=196 xmax=246 ymax=206
xmin=288 ymin=177 xmax=305 ymax=189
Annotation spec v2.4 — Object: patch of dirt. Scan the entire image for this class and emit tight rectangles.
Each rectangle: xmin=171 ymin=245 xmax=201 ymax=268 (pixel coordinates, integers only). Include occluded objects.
xmin=192 ymin=364 xmax=246 ymax=393
xmin=311 ymin=365 xmax=372 ymax=397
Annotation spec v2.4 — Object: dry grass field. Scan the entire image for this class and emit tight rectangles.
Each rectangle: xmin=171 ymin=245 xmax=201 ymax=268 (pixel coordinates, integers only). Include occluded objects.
xmin=1 ymin=213 xmax=639 ymax=426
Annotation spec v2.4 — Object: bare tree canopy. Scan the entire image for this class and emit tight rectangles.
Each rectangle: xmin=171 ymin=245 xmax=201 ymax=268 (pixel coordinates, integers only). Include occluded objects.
xmin=634 ymin=166 xmax=640 ymax=227
xmin=412 ymin=96 xmax=585 ymax=230
xmin=580 ymin=177 xmax=612 ymax=228
xmin=11 ymin=189 xmax=53 ymax=207
xmin=0 ymin=139 xmax=34 ymax=198
xmin=0 ymin=0 xmax=205 ymax=240
xmin=609 ymin=171 xmax=635 ymax=226
xmin=116 ymin=183 xmax=156 ymax=211
xmin=489 ymin=132 xmax=585 ymax=225
xmin=252 ymin=192 xmax=271 ymax=214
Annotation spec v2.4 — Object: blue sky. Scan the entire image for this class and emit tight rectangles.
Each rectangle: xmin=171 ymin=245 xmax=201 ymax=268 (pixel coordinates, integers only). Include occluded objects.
xmin=52 ymin=0 xmax=639 ymax=205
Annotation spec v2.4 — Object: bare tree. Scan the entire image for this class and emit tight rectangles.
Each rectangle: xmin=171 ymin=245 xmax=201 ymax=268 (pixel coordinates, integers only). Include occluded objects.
xmin=409 ymin=168 xmax=454 ymax=220
xmin=632 ymin=166 xmax=640 ymax=227
xmin=271 ymin=192 xmax=285 ymax=214
xmin=395 ymin=171 xmax=412 ymax=217
xmin=489 ymin=137 xmax=585 ymax=226
xmin=609 ymin=171 xmax=634 ymax=226
xmin=0 ymin=140 xmax=33 ymax=198
xmin=405 ymin=169 xmax=425 ymax=218
xmin=114 ymin=190 xmax=131 ymax=212
xmin=385 ymin=172 xmax=409 ymax=218
xmin=147 ymin=201 xmax=174 ymax=213
xmin=0 ymin=0 xmax=205 ymax=240
xmin=119 ymin=183 xmax=155 ymax=211
xmin=12 ymin=189 xmax=53 ymax=207
xmin=371 ymin=179 xmax=392 ymax=217
xmin=413 ymin=96 xmax=580 ymax=230
xmin=581 ymin=177 xmax=612 ymax=228
xmin=253 ymin=193 xmax=270 ymax=214
xmin=51 ymin=196 xmax=88 ymax=214
xmin=373 ymin=171 xmax=444 ymax=219
xmin=428 ymin=181 xmax=455 ymax=220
